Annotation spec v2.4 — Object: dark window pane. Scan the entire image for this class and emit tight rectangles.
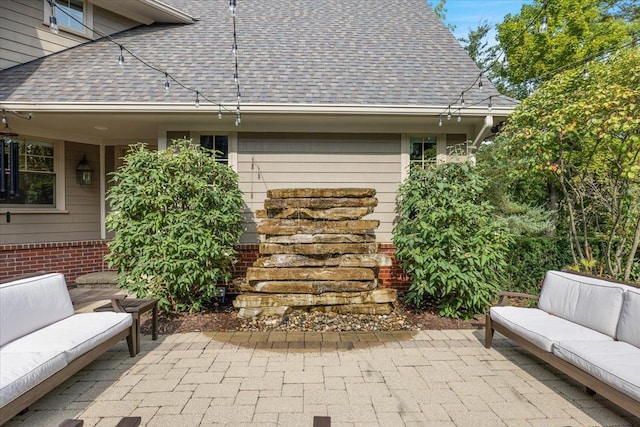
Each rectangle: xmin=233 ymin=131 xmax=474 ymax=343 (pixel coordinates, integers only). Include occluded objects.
xmin=200 ymin=135 xmax=214 ymax=151
xmin=4 ymin=173 xmax=55 ymax=205
xmin=27 ymin=156 xmax=54 ymax=172
xmin=215 ymin=135 xmax=228 ymax=160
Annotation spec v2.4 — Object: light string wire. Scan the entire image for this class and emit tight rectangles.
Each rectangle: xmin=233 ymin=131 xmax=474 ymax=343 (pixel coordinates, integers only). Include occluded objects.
xmin=46 ymin=0 xmax=240 ymax=118
xmin=438 ymin=1 xmax=549 ymax=124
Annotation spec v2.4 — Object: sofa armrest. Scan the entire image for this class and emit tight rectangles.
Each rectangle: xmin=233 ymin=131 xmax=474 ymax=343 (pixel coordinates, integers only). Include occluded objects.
xmin=495 ymin=291 xmax=539 ymax=306
xmin=72 ymin=294 xmax=128 ymax=312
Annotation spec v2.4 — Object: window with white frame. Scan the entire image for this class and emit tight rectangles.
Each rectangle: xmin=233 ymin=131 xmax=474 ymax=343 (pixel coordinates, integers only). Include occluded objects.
xmin=1 ymin=138 xmax=58 ymax=207
xmin=409 ymin=136 xmax=437 ymax=169
xmin=199 ymin=134 xmax=229 ymax=165
xmin=45 ymin=0 xmax=92 ymax=36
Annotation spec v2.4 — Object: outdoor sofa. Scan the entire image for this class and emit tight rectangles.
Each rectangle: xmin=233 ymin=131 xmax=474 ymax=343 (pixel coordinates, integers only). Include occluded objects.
xmin=0 ymin=273 xmax=135 ymax=424
xmin=485 ymin=270 xmax=640 ymax=417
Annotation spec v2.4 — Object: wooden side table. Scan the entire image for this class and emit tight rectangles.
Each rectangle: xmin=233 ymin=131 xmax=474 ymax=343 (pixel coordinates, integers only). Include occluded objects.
xmin=94 ymin=298 xmax=159 ymax=355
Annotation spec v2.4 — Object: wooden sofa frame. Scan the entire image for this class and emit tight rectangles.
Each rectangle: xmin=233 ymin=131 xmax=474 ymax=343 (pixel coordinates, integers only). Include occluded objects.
xmin=0 ymin=292 xmax=136 ymax=425
xmin=485 ymin=291 xmax=640 ymax=418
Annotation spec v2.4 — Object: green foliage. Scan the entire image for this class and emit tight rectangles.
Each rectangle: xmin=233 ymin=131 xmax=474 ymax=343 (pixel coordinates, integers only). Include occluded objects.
xmin=393 ymin=163 xmax=513 ymax=319
xmin=495 ymin=47 xmax=640 ymax=282
xmin=105 ymin=140 xmax=245 ymax=312
xmin=494 ymin=0 xmax=638 ymax=98
xmin=458 ymin=20 xmax=498 ymax=71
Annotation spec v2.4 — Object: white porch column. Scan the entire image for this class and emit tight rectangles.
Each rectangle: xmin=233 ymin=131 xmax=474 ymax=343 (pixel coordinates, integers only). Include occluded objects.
xmin=100 ymin=144 xmax=106 ymax=240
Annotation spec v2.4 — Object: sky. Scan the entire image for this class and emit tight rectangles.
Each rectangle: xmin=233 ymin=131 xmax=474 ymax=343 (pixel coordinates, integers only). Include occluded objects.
xmin=440 ymin=0 xmax=533 ymax=45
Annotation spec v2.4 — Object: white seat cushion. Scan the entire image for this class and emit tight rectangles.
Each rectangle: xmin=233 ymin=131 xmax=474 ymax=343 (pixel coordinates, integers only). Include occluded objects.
xmin=490 ymin=306 xmax=613 ymax=352
xmin=0 ymin=273 xmax=74 ymax=347
xmin=617 ymin=288 xmax=640 ymax=347
xmin=1 ymin=313 xmax=132 ymax=363
xmin=553 ymin=340 xmax=640 ymax=401
xmin=538 ymin=271 xmax=626 ymax=337
xmin=0 ymin=351 xmax=67 ymax=408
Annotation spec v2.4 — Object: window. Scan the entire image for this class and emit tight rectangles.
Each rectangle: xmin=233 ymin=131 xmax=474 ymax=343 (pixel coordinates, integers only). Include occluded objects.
xmin=1 ymin=138 xmax=57 ymax=207
xmin=409 ymin=136 xmax=437 ymax=168
xmin=44 ymin=0 xmax=92 ymax=36
xmin=199 ymin=135 xmax=229 ymax=165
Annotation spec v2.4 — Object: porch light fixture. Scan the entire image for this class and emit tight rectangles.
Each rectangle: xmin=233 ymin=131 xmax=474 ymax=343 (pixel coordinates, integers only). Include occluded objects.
xmin=76 ymin=155 xmax=93 ymax=186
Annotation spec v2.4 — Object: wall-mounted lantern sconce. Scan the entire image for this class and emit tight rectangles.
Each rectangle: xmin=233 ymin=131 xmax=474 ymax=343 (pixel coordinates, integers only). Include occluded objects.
xmin=76 ymin=155 xmax=93 ymax=185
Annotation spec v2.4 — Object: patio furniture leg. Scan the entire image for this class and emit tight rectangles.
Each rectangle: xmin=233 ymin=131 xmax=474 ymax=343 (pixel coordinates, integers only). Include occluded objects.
xmin=152 ymin=301 xmax=158 ymax=341
xmin=313 ymin=416 xmax=331 ymax=427
xmin=59 ymin=420 xmax=83 ymax=427
xmin=485 ymin=313 xmax=494 ymax=349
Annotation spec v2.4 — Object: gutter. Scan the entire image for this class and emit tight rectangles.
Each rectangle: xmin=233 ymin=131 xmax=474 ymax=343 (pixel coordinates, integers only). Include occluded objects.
xmin=472 ymin=115 xmax=494 ymax=147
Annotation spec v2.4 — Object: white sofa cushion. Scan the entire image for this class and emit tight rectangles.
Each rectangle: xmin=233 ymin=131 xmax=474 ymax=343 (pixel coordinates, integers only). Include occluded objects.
xmin=0 ymin=273 xmax=74 ymax=347
xmin=617 ymin=288 xmax=640 ymax=347
xmin=0 ymin=351 xmax=67 ymax=408
xmin=553 ymin=340 xmax=640 ymax=401
xmin=1 ymin=313 xmax=132 ymax=363
xmin=490 ymin=306 xmax=613 ymax=352
xmin=537 ymin=271 xmax=625 ymax=337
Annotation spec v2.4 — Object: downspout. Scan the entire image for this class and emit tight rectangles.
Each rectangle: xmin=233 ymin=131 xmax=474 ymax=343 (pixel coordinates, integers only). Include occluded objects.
xmin=472 ymin=115 xmax=494 ymax=147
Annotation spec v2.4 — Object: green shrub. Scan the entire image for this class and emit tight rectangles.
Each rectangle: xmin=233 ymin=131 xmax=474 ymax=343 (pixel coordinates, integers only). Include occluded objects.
xmin=105 ymin=140 xmax=244 ymax=312
xmin=393 ymin=163 xmax=512 ymax=319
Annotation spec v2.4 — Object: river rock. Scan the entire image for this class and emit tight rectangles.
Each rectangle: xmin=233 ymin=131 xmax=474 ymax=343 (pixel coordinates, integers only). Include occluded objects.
xmin=254 ymin=254 xmax=392 ymax=268
xmin=264 ymin=233 xmax=376 ymax=244
xmin=267 ymin=188 xmax=376 ymax=199
xmin=246 ymin=267 xmax=375 ymax=281
xmin=311 ymin=303 xmax=393 ymax=315
xmin=264 ymin=197 xmax=378 ymax=209
xmin=257 ymin=219 xmax=379 ymax=235
xmin=232 ymin=288 xmax=397 ymax=308
xmin=267 ymin=207 xmax=374 ymax=220
xmin=239 ymin=280 xmax=379 ymax=294
xmin=259 ymin=243 xmax=379 ymax=255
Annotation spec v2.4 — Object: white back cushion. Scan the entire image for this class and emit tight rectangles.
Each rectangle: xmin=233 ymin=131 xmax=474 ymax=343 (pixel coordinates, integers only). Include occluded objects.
xmin=0 ymin=273 xmax=74 ymax=347
xmin=618 ymin=288 xmax=640 ymax=347
xmin=538 ymin=271 xmax=625 ymax=338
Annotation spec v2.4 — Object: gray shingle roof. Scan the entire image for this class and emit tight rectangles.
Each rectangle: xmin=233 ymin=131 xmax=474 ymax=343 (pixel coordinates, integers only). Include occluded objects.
xmin=0 ymin=0 xmax=511 ymax=107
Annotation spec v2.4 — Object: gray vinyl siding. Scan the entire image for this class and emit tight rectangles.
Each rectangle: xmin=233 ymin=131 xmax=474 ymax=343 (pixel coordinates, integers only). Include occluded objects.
xmin=237 ymin=133 xmax=401 ymax=244
xmin=0 ymin=142 xmax=101 ymax=244
xmin=1 ymin=0 xmax=138 ymax=70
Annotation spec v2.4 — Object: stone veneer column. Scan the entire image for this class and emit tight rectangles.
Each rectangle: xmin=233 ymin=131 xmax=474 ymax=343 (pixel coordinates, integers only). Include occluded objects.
xmin=233 ymin=188 xmax=396 ymax=319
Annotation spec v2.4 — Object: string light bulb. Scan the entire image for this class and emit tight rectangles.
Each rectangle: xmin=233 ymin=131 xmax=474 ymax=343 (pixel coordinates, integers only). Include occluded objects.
xmin=457 ymin=111 xmax=462 ymax=122
xmin=232 ymin=42 xmax=238 ymax=57
xmin=118 ymin=45 xmax=125 ymax=69
xmin=461 ymin=92 xmax=465 ymax=107
xmin=488 ymin=96 xmax=493 ymax=112
xmin=438 ymin=114 xmax=443 ymax=127
xmin=1 ymin=110 xmax=6 ymax=126
xmin=478 ymin=74 xmax=484 ymax=90
xmin=539 ymin=14 xmax=548 ymax=34
xmin=229 ymin=0 xmax=237 ymax=15
xmin=218 ymin=105 xmax=223 ymax=120
xmin=195 ymin=91 xmax=200 ymax=108
xmin=164 ymin=73 xmax=170 ymax=92
xmin=447 ymin=106 xmax=452 ymax=120
xmin=48 ymin=0 xmax=59 ymax=34
xmin=583 ymin=65 xmax=589 ymax=80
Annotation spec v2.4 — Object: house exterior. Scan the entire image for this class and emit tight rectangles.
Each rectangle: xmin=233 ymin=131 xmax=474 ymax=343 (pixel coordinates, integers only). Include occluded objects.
xmin=0 ymin=0 xmax=516 ymax=287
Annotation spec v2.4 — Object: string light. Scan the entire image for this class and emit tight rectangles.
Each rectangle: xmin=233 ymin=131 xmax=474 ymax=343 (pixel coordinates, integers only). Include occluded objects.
xmin=118 ymin=45 xmax=125 ymax=69
xmin=48 ymin=0 xmax=59 ymax=34
xmin=447 ymin=106 xmax=452 ymax=120
xmin=539 ymin=3 xmax=548 ymax=34
xmin=488 ymin=96 xmax=493 ymax=112
xmin=460 ymin=92 xmax=465 ymax=107
xmin=457 ymin=111 xmax=462 ymax=122
xmin=164 ymin=73 xmax=170 ymax=92
xmin=478 ymin=74 xmax=483 ymax=90
xmin=583 ymin=65 xmax=589 ymax=80
xmin=194 ymin=91 xmax=200 ymax=107
xmin=1 ymin=110 xmax=6 ymax=126
xmin=229 ymin=0 xmax=237 ymax=15
xmin=218 ymin=104 xmax=223 ymax=120
xmin=438 ymin=114 xmax=443 ymax=127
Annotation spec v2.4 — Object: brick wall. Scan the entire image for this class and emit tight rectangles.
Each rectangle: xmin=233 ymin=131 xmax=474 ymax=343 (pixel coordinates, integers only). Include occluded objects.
xmin=1 ymin=241 xmax=411 ymax=291
xmin=0 ymin=240 xmax=109 ymax=286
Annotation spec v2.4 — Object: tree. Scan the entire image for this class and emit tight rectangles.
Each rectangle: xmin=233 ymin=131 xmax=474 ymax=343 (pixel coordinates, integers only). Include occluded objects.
xmin=494 ymin=48 xmax=640 ymax=281
xmin=428 ymin=0 xmax=456 ymax=33
xmin=106 ymin=140 xmax=245 ymax=311
xmin=494 ymin=0 xmax=638 ymax=98
xmin=458 ymin=20 xmax=496 ymax=70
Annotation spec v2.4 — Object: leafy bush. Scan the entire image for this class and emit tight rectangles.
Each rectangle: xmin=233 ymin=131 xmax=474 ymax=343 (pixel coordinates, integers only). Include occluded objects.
xmin=106 ymin=140 xmax=244 ymax=312
xmin=393 ymin=163 xmax=512 ymax=319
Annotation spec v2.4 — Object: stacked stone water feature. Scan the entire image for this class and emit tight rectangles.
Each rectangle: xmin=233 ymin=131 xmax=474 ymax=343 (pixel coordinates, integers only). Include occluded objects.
xmin=233 ymin=188 xmax=397 ymax=319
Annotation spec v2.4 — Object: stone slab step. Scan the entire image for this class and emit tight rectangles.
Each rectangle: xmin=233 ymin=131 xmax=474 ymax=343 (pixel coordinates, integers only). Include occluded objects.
xmin=264 ymin=233 xmax=376 ymax=244
xmin=232 ymin=288 xmax=397 ymax=308
xmin=254 ymin=254 xmax=392 ymax=268
xmin=239 ymin=280 xmax=379 ymax=294
xmin=264 ymin=197 xmax=378 ymax=209
xmin=267 ymin=188 xmax=376 ymax=199
xmin=260 ymin=243 xmax=379 ymax=255
xmin=267 ymin=207 xmax=374 ymax=220
xmin=257 ymin=219 xmax=379 ymax=235
xmin=75 ymin=271 xmax=118 ymax=288
xmin=246 ymin=267 xmax=375 ymax=281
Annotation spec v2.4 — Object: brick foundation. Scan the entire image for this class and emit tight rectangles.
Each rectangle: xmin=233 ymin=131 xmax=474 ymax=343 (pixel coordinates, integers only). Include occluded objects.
xmin=1 ymin=241 xmax=410 ymax=291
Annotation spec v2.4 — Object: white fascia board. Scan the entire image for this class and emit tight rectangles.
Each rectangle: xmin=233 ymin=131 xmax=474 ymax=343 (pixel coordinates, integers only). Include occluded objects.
xmin=140 ymin=0 xmax=196 ymax=23
xmin=0 ymin=102 xmax=515 ymax=116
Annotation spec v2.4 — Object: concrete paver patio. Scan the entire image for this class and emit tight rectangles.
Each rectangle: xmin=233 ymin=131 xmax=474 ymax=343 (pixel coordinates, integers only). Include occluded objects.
xmin=5 ymin=330 xmax=639 ymax=426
